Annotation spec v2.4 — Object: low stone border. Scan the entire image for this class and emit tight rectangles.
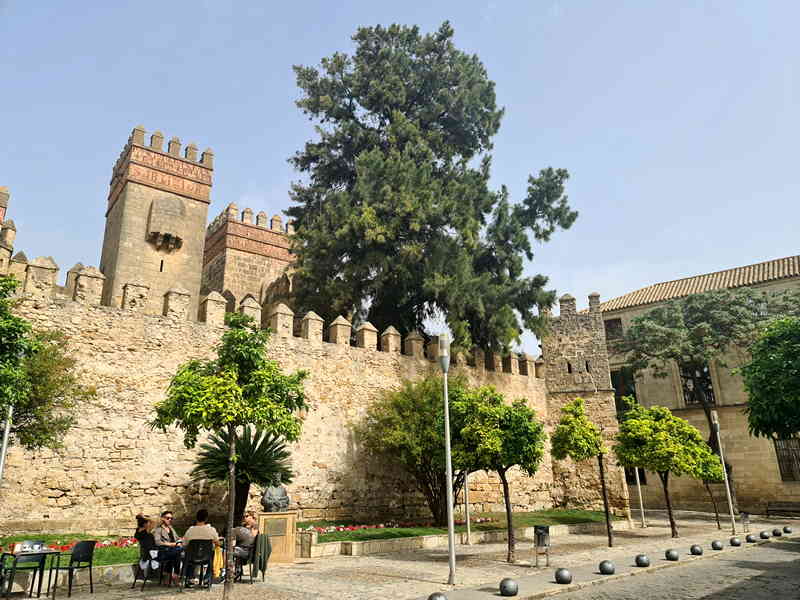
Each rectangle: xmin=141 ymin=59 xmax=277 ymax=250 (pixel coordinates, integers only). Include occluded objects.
xmin=297 ymin=520 xmax=631 ymax=558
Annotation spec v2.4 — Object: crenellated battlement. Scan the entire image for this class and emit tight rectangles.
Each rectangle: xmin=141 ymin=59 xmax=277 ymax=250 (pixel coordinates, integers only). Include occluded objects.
xmin=206 ymin=203 xmax=294 ymax=237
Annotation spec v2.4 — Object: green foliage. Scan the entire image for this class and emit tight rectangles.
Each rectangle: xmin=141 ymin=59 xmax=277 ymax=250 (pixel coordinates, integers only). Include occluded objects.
xmin=0 ymin=276 xmax=94 ymax=450
xmin=551 ymin=398 xmax=606 ymax=462
xmin=151 ymin=314 xmax=308 ymax=448
xmin=614 ymin=401 xmax=718 ymax=479
xmin=452 ymin=388 xmax=546 ymax=475
xmin=288 ymin=21 xmax=576 ymax=350
xmin=191 ymin=425 xmax=294 ymax=523
xmin=356 ymin=374 xmax=472 ymax=526
xmin=452 ymin=386 xmax=546 ymax=561
xmin=616 ymin=287 xmax=800 ymax=379
xmin=742 ymin=317 xmax=800 ymax=440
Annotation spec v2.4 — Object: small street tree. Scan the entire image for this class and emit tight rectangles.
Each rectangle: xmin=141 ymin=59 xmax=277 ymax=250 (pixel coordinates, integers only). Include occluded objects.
xmin=614 ymin=399 xmax=723 ymax=537
xmin=452 ymin=388 xmax=546 ymax=563
xmin=741 ymin=317 xmax=800 ymax=440
xmin=613 ymin=287 xmax=800 ymax=506
xmin=151 ymin=313 xmax=307 ymax=599
xmin=191 ymin=425 xmax=294 ymax=525
xmin=0 ymin=276 xmax=94 ymax=463
xmin=551 ymin=398 xmax=614 ymax=547
xmin=356 ymin=374 xmax=472 ymax=526
xmin=696 ymin=450 xmax=725 ymax=529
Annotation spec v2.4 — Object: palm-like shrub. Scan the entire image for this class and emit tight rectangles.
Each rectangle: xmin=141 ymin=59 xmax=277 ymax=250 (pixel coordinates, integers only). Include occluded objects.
xmin=191 ymin=425 xmax=294 ymax=524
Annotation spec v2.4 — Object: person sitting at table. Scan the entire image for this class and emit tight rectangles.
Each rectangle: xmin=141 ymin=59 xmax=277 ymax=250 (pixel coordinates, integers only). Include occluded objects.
xmin=133 ymin=514 xmax=157 ymax=552
xmin=233 ymin=511 xmax=258 ymax=560
xmin=153 ymin=510 xmax=182 ymax=582
xmin=182 ymin=509 xmax=219 ymax=585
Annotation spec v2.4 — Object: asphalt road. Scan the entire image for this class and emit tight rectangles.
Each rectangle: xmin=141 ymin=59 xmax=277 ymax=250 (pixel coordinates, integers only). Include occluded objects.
xmin=555 ymin=538 xmax=800 ymax=600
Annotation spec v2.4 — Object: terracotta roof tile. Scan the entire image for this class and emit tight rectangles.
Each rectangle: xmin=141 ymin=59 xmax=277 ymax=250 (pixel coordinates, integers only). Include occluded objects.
xmin=601 ymin=255 xmax=800 ymax=313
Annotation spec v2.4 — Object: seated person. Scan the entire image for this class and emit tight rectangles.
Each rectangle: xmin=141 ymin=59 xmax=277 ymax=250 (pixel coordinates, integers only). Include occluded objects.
xmin=153 ymin=510 xmax=182 ymax=580
xmin=134 ymin=514 xmax=159 ymax=575
xmin=182 ymin=509 xmax=219 ymax=584
xmin=233 ymin=511 xmax=259 ymax=561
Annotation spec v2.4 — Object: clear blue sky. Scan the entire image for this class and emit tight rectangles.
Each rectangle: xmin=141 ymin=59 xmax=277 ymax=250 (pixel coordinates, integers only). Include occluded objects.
xmin=1 ymin=1 xmax=798 ymax=350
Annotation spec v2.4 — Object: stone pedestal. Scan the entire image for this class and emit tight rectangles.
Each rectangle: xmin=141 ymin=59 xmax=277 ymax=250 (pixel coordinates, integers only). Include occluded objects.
xmin=257 ymin=511 xmax=296 ymax=563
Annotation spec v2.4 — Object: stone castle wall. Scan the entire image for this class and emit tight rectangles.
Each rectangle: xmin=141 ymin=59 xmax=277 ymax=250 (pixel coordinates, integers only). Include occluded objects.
xmin=0 ymin=275 xmax=628 ymax=536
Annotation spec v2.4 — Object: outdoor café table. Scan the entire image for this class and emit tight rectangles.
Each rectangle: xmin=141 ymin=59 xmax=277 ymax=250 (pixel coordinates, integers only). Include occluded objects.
xmin=0 ymin=550 xmax=61 ymax=599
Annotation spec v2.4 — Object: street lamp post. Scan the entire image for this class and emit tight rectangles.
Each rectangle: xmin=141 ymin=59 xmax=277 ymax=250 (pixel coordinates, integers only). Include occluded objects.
xmin=0 ymin=404 xmax=12 ymax=484
xmin=633 ymin=467 xmax=647 ymax=528
xmin=711 ymin=410 xmax=737 ymax=534
xmin=438 ymin=333 xmax=456 ymax=585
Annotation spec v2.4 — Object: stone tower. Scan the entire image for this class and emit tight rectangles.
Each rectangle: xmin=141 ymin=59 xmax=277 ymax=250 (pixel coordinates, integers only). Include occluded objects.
xmin=99 ymin=126 xmax=214 ymax=318
xmin=541 ymin=293 xmax=630 ymax=514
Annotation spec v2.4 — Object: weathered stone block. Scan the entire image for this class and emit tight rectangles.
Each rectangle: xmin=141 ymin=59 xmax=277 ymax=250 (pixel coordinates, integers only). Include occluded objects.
xmin=122 ymin=282 xmax=150 ymax=311
xmin=301 ymin=311 xmax=323 ymax=342
xmin=329 ymin=316 xmax=352 ymax=345
xmin=200 ymin=291 xmax=226 ymax=326
xmin=267 ymin=303 xmax=294 ymax=337
xmin=24 ymin=256 xmax=59 ymax=300
xmin=73 ymin=266 xmax=105 ymax=306
xmin=404 ymin=330 xmax=424 ymax=357
xmin=503 ymin=354 xmax=519 ymax=375
xmin=355 ymin=321 xmax=378 ymax=349
xmin=239 ymin=294 xmax=261 ymax=322
xmin=163 ymin=287 xmax=191 ymax=320
xmin=380 ymin=326 xmax=401 ymax=353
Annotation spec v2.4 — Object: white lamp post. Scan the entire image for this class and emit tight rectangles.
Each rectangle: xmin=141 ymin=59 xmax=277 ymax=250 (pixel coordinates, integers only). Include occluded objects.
xmin=633 ymin=467 xmax=647 ymax=528
xmin=711 ymin=410 xmax=737 ymax=534
xmin=0 ymin=349 xmax=23 ymax=485
xmin=438 ymin=333 xmax=456 ymax=585
xmin=464 ymin=471 xmax=471 ymax=545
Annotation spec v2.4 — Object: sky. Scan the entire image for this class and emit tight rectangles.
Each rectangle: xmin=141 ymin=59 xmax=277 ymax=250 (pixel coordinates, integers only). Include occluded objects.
xmin=1 ymin=1 xmax=798 ymax=352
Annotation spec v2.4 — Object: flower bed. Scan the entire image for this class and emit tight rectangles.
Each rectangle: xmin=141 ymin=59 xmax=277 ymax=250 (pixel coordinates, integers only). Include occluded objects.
xmin=0 ymin=536 xmax=140 ymax=567
xmin=301 ymin=517 xmax=494 ymax=536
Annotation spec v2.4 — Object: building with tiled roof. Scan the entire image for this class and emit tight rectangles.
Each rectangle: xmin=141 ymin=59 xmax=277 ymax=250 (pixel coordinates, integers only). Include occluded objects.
xmin=601 ymin=254 xmax=800 ymax=514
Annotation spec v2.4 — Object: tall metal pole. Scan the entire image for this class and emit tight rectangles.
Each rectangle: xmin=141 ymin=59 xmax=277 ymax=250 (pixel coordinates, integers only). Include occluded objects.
xmin=464 ymin=471 xmax=471 ymax=545
xmin=633 ymin=467 xmax=646 ymax=528
xmin=0 ymin=405 xmax=13 ymax=484
xmin=439 ymin=334 xmax=456 ymax=585
xmin=711 ymin=410 xmax=736 ymax=534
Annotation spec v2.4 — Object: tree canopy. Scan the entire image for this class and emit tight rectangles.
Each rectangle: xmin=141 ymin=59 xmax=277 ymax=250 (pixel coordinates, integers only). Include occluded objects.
xmin=551 ymin=398 xmax=614 ymax=546
xmin=287 ymin=22 xmax=576 ymax=351
xmin=452 ymin=387 xmax=546 ymax=562
xmin=356 ymin=373 xmax=472 ymax=526
xmin=615 ymin=400 xmax=722 ymax=537
xmin=0 ymin=276 xmax=94 ymax=451
xmin=741 ymin=317 xmax=800 ymax=440
xmin=151 ymin=312 xmax=307 ymax=598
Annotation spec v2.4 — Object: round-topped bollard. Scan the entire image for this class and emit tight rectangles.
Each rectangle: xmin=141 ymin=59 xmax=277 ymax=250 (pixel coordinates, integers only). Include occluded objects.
xmin=784 ymin=526 xmax=793 ymax=534
xmin=665 ymin=549 xmax=680 ymax=561
xmin=760 ymin=531 xmax=771 ymax=539
xmin=635 ymin=554 xmax=650 ymax=567
xmin=772 ymin=529 xmax=782 ymax=537
xmin=427 ymin=593 xmax=448 ymax=600
xmin=746 ymin=534 xmax=757 ymax=543
xmin=499 ymin=578 xmax=518 ymax=597
xmin=598 ymin=560 xmax=615 ymax=575
xmin=554 ymin=568 xmax=573 ymax=585
xmin=690 ymin=545 xmax=703 ymax=556
xmin=730 ymin=537 xmax=742 ymax=547
xmin=711 ymin=540 xmax=723 ymax=550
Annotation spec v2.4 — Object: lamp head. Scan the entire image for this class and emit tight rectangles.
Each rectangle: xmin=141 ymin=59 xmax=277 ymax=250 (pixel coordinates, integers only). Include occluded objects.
xmin=438 ymin=332 xmax=451 ymax=373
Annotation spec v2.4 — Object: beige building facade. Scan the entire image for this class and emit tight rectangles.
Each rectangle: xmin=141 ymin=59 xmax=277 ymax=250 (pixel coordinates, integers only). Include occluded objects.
xmin=601 ymin=256 xmax=800 ymax=513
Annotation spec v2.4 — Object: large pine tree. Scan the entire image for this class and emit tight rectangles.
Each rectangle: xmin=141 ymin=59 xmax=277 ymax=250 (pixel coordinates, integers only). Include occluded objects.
xmin=287 ymin=22 xmax=577 ymax=350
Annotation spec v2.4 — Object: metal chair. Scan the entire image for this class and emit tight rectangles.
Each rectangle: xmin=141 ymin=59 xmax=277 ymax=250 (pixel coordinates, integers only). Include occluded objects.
xmin=233 ymin=534 xmax=258 ymax=584
xmin=180 ymin=540 xmax=214 ymax=590
xmin=1 ymin=545 xmax=47 ymax=599
xmin=131 ymin=537 xmax=160 ymax=591
xmin=53 ymin=540 xmax=96 ymax=597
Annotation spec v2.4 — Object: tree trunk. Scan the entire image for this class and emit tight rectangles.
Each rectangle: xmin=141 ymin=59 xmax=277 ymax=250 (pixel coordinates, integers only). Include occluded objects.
xmin=700 ymin=397 xmax=738 ymax=511
xmin=223 ymin=424 xmax=236 ymax=599
xmin=498 ymin=468 xmax=515 ymax=563
xmin=597 ymin=453 xmax=614 ymax=547
xmin=659 ymin=471 xmax=678 ymax=538
xmin=704 ymin=481 xmax=721 ymax=529
xmin=234 ymin=480 xmax=250 ymax=526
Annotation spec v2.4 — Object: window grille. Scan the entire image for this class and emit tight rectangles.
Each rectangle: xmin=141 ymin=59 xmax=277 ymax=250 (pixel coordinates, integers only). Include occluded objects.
xmin=679 ymin=363 xmax=716 ymax=406
xmin=604 ymin=318 xmax=623 ymax=340
xmin=774 ymin=438 xmax=800 ymax=482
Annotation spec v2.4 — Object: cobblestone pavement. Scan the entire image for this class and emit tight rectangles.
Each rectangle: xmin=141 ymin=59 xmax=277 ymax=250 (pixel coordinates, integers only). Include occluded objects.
xmin=26 ymin=512 xmax=797 ymax=600
xmin=555 ymin=538 xmax=800 ymax=600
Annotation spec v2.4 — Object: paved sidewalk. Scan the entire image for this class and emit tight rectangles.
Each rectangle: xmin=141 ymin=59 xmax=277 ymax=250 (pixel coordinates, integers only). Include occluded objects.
xmin=48 ymin=511 xmax=798 ymax=600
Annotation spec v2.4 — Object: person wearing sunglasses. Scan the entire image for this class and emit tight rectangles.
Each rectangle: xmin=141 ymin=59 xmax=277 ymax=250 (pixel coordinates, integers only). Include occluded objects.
xmin=154 ymin=510 xmax=182 ymax=582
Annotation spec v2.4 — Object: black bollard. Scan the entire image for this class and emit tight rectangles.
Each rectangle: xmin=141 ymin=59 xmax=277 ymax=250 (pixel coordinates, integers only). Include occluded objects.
xmin=690 ymin=545 xmax=703 ymax=556
xmin=760 ymin=531 xmax=771 ymax=539
xmin=598 ymin=560 xmax=615 ymax=575
xmin=772 ymin=529 xmax=782 ymax=537
xmin=635 ymin=554 xmax=650 ymax=567
xmin=427 ymin=593 xmax=448 ymax=600
xmin=665 ymin=549 xmax=680 ymax=561
xmin=746 ymin=534 xmax=757 ymax=543
xmin=499 ymin=578 xmax=518 ymax=597
xmin=711 ymin=540 xmax=723 ymax=550
xmin=554 ymin=568 xmax=573 ymax=585
xmin=784 ymin=526 xmax=793 ymax=534
xmin=730 ymin=537 xmax=742 ymax=547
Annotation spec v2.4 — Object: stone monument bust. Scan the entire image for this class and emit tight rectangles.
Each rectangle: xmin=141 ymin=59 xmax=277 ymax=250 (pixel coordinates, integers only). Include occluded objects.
xmin=261 ymin=474 xmax=290 ymax=512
